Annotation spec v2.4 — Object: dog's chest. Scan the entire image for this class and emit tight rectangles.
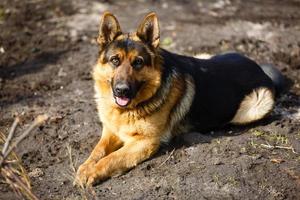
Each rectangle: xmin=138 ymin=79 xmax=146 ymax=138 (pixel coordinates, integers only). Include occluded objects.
xmin=99 ymin=106 xmax=170 ymax=142
xmin=96 ymin=74 xmax=195 ymax=143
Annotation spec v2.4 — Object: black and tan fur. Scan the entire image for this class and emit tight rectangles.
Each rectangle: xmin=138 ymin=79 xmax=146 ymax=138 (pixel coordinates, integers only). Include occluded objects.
xmin=76 ymin=12 xmax=283 ymax=186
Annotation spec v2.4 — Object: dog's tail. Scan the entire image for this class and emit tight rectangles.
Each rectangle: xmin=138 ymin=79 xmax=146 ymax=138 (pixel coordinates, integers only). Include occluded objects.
xmin=260 ymin=64 xmax=286 ymax=95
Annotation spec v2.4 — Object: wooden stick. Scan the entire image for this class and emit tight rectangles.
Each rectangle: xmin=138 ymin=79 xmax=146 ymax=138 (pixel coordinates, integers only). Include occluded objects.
xmin=260 ymin=143 xmax=298 ymax=154
xmin=0 ymin=115 xmax=48 ymax=166
xmin=2 ymin=117 xmax=20 ymax=155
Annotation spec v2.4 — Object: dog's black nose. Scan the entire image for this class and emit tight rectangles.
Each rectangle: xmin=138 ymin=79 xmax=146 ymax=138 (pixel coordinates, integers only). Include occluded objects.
xmin=114 ymin=83 xmax=130 ymax=97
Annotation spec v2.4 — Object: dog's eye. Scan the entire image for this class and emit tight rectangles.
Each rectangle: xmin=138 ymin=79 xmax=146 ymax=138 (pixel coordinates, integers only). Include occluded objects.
xmin=110 ymin=56 xmax=120 ymax=67
xmin=132 ymin=57 xmax=144 ymax=69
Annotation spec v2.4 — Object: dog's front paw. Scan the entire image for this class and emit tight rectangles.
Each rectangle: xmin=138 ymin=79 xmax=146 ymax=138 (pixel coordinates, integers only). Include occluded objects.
xmin=75 ymin=161 xmax=97 ymax=187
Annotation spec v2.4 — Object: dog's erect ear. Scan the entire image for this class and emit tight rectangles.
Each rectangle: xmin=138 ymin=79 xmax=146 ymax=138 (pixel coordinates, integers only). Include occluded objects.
xmin=136 ymin=12 xmax=160 ymax=48
xmin=97 ymin=12 xmax=122 ymax=48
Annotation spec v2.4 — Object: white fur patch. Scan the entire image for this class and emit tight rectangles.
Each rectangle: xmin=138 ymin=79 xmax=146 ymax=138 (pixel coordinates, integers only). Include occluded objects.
xmin=194 ymin=53 xmax=213 ymax=59
xmin=231 ymin=87 xmax=275 ymax=124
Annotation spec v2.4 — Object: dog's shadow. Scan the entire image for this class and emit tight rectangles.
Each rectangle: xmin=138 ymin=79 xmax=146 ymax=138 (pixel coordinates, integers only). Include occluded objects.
xmin=154 ymin=113 xmax=280 ymax=158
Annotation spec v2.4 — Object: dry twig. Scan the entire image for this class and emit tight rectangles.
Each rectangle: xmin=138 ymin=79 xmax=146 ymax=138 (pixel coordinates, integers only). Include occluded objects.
xmin=2 ymin=117 xmax=20 ymax=155
xmin=158 ymin=148 xmax=175 ymax=168
xmin=0 ymin=114 xmax=48 ymax=200
xmin=260 ymin=142 xmax=298 ymax=154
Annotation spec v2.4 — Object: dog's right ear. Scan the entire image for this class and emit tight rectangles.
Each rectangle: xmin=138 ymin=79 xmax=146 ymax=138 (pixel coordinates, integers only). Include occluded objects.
xmin=97 ymin=12 xmax=122 ymax=48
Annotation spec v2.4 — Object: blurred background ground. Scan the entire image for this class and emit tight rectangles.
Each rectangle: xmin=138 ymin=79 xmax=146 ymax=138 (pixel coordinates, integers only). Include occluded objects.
xmin=0 ymin=0 xmax=300 ymax=199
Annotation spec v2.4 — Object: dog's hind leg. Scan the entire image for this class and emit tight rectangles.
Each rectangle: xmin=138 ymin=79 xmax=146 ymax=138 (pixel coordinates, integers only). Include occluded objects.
xmin=230 ymin=87 xmax=275 ymax=125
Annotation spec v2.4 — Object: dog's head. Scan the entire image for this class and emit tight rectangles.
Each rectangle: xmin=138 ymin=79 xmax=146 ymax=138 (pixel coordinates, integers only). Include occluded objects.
xmin=93 ymin=12 xmax=162 ymax=109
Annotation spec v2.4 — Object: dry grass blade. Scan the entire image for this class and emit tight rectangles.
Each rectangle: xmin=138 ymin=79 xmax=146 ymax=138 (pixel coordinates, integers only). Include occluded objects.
xmin=65 ymin=144 xmax=98 ymax=200
xmin=158 ymin=148 xmax=175 ymax=168
xmin=0 ymin=114 xmax=48 ymax=200
xmin=67 ymin=144 xmax=77 ymax=174
xmin=2 ymin=117 xmax=19 ymax=155
xmin=3 ymin=166 xmax=38 ymax=200
xmin=260 ymin=142 xmax=298 ymax=154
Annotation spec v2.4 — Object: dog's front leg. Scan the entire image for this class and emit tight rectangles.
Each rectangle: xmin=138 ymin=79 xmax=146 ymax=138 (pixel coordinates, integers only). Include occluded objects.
xmin=81 ymin=136 xmax=160 ymax=186
xmin=76 ymin=127 xmax=123 ymax=186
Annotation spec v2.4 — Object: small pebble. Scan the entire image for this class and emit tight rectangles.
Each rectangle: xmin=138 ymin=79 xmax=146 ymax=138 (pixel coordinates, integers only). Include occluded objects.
xmin=28 ymin=168 xmax=44 ymax=178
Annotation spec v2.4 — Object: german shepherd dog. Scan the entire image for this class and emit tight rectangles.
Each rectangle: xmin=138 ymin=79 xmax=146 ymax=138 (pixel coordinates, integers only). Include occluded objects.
xmin=76 ymin=12 xmax=284 ymax=186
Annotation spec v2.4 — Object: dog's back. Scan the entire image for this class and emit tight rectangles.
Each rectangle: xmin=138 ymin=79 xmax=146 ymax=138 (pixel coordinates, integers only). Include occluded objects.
xmin=161 ymin=50 xmax=280 ymax=131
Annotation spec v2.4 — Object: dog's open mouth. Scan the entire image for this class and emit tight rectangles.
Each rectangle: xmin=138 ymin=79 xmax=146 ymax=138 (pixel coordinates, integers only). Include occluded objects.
xmin=115 ymin=96 xmax=131 ymax=107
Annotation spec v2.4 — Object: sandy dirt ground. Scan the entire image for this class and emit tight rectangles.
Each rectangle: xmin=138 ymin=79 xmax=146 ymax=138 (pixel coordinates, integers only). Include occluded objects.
xmin=0 ymin=0 xmax=300 ymax=199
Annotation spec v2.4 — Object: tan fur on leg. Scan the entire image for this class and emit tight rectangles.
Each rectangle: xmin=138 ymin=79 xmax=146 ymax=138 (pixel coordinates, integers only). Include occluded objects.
xmin=76 ymin=128 xmax=123 ymax=186
xmin=78 ymin=137 xmax=160 ymax=186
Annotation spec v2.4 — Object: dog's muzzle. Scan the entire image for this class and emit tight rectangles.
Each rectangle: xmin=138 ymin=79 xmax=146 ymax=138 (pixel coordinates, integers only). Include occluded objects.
xmin=113 ymin=82 xmax=132 ymax=107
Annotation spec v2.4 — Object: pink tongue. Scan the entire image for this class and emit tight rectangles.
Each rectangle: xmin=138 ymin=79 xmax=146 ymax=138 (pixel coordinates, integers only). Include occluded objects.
xmin=116 ymin=97 xmax=130 ymax=106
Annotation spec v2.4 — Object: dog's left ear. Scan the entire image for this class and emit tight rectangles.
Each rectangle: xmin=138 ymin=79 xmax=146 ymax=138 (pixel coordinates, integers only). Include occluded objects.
xmin=97 ymin=11 xmax=122 ymax=48
xmin=136 ymin=12 xmax=160 ymax=48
